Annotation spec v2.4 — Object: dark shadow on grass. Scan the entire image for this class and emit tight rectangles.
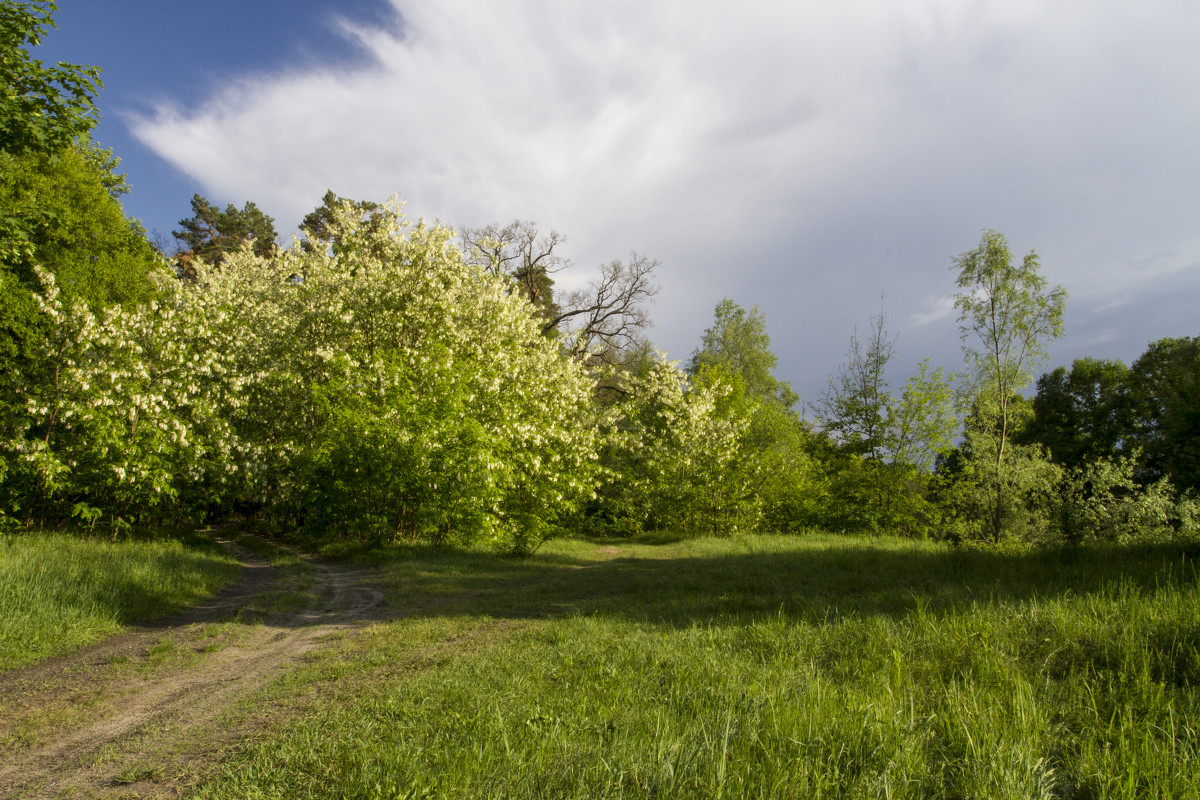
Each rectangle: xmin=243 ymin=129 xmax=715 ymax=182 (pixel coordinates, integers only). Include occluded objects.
xmin=364 ymin=537 xmax=1200 ymax=630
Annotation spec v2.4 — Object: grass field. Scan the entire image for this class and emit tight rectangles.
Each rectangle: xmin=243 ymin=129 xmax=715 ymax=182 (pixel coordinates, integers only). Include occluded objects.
xmin=0 ymin=531 xmax=241 ymax=671
xmin=191 ymin=533 xmax=1200 ymax=799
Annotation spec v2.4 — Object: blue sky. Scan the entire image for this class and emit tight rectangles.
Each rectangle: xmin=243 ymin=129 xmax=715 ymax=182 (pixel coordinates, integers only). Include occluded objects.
xmin=35 ymin=1 xmax=1200 ymax=407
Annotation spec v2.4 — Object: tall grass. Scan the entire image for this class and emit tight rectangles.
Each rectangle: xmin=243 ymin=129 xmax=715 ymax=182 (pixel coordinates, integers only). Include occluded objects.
xmin=0 ymin=531 xmax=241 ymax=671
xmin=195 ymin=533 xmax=1200 ymax=799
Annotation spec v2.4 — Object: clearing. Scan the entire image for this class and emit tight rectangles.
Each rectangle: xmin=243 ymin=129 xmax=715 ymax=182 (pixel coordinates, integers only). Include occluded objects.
xmin=0 ymin=536 xmax=385 ymax=798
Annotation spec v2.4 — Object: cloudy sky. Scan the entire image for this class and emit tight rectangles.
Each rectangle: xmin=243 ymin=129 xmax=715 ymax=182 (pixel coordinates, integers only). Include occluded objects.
xmin=38 ymin=0 xmax=1200 ymax=407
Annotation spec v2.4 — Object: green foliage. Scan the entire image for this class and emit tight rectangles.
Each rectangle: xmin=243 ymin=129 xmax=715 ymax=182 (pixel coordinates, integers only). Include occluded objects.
xmin=891 ymin=358 xmax=958 ymax=473
xmin=299 ymin=189 xmax=383 ymax=253
xmin=953 ymin=229 xmax=1067 ymax=542
xmin=1127 ymin=336 xmax=1200 ymax=493
xmin=0 ymin=197 xmax=601 ymax=551
xmin=940 ymin=428 xmax=1063 ymax=544
xmin=192 ymin=200 xmax=599 ymax=552
xmin=813 ymin=310 xmax=955 ymax=538
xmin=688 ymin=298 xmax=798 ymax=408
xmin=0 ymin=140 xmax=160 ymax=401
xmin=1055 ymin=454 xmax=1195 ymax=544
xmin=592 ymin=355 xmax=754 ymax=536
xmin=0 ymin=265 xmax=237 ymax=530
xmin=1023 ymin=357 xmax=1131 ymax=469
xmin=815 ymin=309 xmax=894 ymax=460
xmin=0 ymin=140 xmax=158 ymax=303
xmin=593 ymin=300 xmax=812 ymax=538
xmin=0 ymin=1 xmax=101 ymax=160
xmin=173 ymin=193 xmax=277 ymax=276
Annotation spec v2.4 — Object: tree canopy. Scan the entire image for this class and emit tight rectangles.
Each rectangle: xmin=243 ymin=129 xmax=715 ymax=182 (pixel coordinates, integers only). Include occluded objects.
xmin=0 ymin=1 xmax=101 ymax=160
xmin=688 ymin=299 xmax=798 ymax=408
xmin=173 ymin=194 xmax=277 ymax=277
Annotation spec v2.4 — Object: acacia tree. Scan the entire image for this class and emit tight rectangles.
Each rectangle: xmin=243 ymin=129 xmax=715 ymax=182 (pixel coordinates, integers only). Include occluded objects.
xmin=953 ymin=229 xmax=1067 ymax=542
xmin=196 ymin=201 xmax=599 ymax=552
xmin=593 ymin=354 xmax=753 ymax=536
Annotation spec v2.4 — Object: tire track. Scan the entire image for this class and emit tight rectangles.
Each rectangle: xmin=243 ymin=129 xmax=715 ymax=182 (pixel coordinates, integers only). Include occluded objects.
xmin=0 ymin=537 xmax=386 ymax=799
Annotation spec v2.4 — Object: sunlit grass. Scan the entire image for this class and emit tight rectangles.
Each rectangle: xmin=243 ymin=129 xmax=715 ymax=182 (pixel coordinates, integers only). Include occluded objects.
xmin=196 ymin=533 xmax=1200 ymax=799
xmin=0 ymin=531 xmax=241 ymax=672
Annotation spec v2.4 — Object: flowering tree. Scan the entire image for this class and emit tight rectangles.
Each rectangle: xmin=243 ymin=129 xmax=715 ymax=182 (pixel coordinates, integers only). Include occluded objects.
xmin=1 ymin=266 xmax=240 ymax=533
xmin=192 ymin=200 xmax=599 ymax=551
xmin=593 ymin=354 xmax=756 ymax=536
xmin=3 ymin=199 xmax=599 ymax=552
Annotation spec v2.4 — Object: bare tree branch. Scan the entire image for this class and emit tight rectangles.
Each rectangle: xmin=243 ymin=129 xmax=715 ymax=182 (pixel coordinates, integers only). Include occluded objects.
xmin=460 ymin=221 xmax=659 ymax=363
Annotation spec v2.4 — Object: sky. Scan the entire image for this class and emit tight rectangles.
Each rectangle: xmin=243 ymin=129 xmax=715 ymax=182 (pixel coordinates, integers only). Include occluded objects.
xmin=35 ymin=0 xmax=1200 ymax=409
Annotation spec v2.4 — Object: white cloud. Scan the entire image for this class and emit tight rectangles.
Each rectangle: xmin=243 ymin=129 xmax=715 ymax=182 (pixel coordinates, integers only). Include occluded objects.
xmin=910 ymin=296 xmax=957 ymax=327
xmin=129 ymin=0 xmax=1200 ymax=398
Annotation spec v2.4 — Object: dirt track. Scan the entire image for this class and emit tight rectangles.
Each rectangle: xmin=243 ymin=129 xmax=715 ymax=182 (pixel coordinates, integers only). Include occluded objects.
xmin=0 ymin=537 xmax=386 ymax=799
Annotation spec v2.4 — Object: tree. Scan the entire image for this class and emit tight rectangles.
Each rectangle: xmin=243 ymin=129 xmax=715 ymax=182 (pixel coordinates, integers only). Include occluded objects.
xmin=460 ymin=220 xmax=659 ymax=363
xmin=200 ymin=201 xmax=599 ymax=552
xmin=815 ymin=309 xmax=895 ymax=460
xmin=592 ymin=354 xmax=754 ymax=536
xmin=1022 ymin=357 xmax=1131 ymax=469
xmin=0 ymin=1 xmax=101 ymax=160
xmin=0 ymin=137 xmax=161 ymax=429
xmin=460 ymin=220 xmax=566 ymax=326
xmin=891 ymin=358 xmax=958 ymax=474
xmin=298 ymin=189 xmax=382 ymax=253
xmin=688 ymin=299 xmax=798 ymax=408
xmin=813 ymin=310 xmax=956 ymax=536
xmin=173 ymin=194 xmax=277 ymax=277
xmin=815 ymin=310 xmax=956 ymax=471
xmin=1 ymin=0 xmax=103 ymax=269
xmin=952 ymin=229 xmax=1067 ymax=542
xmin=1127 ymin=336 xmax=1200 ymax=493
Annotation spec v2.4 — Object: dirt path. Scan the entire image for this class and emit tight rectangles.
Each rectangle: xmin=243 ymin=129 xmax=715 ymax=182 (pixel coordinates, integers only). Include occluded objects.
xmin=0 ymin=537 xmax=387 ymax=799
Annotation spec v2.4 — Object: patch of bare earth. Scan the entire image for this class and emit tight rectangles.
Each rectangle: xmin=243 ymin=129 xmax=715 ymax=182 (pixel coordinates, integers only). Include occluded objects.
xmin=0 ymin=538 xmax=387 ymax=799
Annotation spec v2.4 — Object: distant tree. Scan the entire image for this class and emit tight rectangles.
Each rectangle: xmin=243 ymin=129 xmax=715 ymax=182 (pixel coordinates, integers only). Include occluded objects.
xmin=593 ymin=354 xmax=756 ymax=536
xmin=814 ymin=310 xmax=956 ymax=536
xmin=815 ymin=309 xmax=895 ymax=460
xmin=460 ymin=220 xmax=566 ymax=325
xmin=460 ymin=220 xmax=659 ymax=362
xmin=1127 ymin=336 xmax=1200 ymax=492
xmin=1022 ymin=357 xmax=1131 ymax=469
xmin=890 ymin=359 xmax=958 ymax=474
xmin=688 ymin=298 xmax=798 ymax=408
xmin=299 ymin=189 xmax=382 ymax=253
xmin=953 ymin=229 xmax=1067 ymax=542
xmin=173 ymin=194 xmax=277 ymax=277
xmin=815 ymin=309 xmax=956 ymax=471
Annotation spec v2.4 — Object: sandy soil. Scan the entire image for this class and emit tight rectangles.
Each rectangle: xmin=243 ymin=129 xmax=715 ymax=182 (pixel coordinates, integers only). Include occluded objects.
xmin=0 ymin=537 xmax=387 ymax=799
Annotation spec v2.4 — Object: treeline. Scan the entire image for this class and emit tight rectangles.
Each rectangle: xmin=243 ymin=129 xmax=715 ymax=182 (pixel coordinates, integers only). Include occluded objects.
xmin=2 ymin=3 xmax=1196 ymax=550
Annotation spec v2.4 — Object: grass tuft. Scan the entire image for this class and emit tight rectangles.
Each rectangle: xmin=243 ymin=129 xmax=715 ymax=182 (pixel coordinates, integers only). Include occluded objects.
xmin=0 ymin=531 xmax=240 ymax=672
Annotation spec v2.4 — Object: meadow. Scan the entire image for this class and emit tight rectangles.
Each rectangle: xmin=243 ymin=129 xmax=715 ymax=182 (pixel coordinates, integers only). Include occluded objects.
xmin=0 ymin=532 xmax=240 ymax=671
xmin=188 ymin=532 xmax=1200 ymax=800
